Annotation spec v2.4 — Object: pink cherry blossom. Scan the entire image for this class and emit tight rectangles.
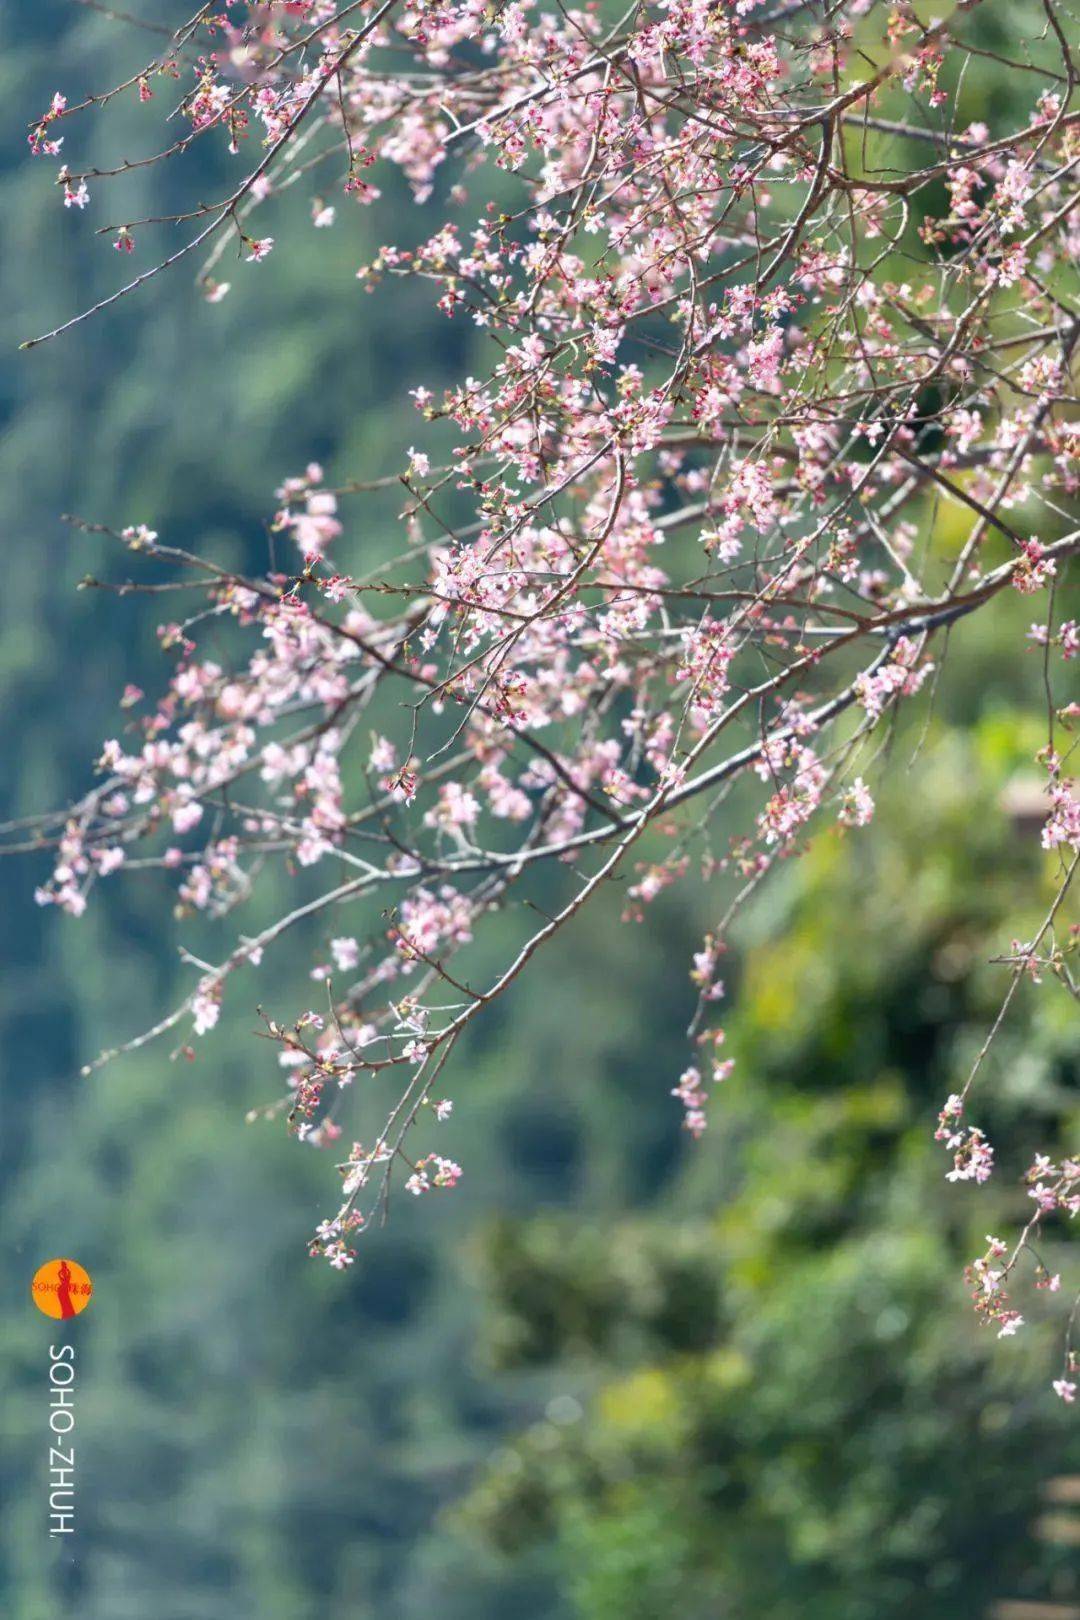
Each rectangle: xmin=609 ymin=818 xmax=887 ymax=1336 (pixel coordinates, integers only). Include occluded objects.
xmin=13 ymin=0 xmax=1080 ymax=1379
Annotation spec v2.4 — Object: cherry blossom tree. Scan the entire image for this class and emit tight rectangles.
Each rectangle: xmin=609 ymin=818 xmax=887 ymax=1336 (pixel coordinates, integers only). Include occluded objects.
xmin=11 ymin=0 xmax=1079 ymax=1391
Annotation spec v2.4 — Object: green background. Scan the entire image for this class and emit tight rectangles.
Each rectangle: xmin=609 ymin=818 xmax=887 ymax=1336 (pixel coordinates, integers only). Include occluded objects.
xmin=1 ymin=5 xmax=1077 ymax=1617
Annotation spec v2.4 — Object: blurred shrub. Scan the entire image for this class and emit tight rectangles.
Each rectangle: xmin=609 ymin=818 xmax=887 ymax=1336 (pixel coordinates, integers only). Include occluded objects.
xmin=456 ymin=720 xmax=1080 ymax=1620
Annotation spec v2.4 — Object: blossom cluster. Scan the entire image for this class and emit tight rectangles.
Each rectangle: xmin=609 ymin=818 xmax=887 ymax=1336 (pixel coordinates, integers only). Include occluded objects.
xmin=12 ymin=0 xmax=1079 ymax=1388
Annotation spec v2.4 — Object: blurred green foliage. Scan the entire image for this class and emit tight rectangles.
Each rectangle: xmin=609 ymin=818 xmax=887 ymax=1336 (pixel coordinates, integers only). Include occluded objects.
xmin=0 ymin=5 xmax=1076 ymax=1620
xmin=458 ymin=722 xmax=1080 ymax=1620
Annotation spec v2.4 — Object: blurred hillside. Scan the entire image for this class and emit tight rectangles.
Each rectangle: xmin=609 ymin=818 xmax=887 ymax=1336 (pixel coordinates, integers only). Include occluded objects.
xmin=0 ymin=5 xmax=1076 ymax=1620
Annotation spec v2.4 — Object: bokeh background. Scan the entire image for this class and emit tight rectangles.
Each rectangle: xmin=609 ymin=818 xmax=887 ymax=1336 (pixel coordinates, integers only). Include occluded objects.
xmin=1 ymin=4 xmax=1077 ymax=1618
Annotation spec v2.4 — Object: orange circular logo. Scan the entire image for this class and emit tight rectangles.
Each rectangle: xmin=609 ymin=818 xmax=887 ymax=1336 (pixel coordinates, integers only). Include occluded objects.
xmin=31 ymin=1259 xmax=93 ymax=1319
